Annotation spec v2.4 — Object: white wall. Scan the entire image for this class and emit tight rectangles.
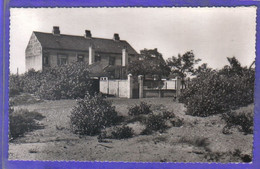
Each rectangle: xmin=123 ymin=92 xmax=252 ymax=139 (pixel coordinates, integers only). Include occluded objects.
xmin=162 ymin=80 xmax=177 ymax=90
xmin=100 ymin=77 xmax=130 ymax=98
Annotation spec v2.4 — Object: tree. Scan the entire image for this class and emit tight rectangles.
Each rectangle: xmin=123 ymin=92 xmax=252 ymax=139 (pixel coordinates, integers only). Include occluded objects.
xmin=127 ymin=48 xmax=170 ymax=79
xmin=219 ymin=56 xmax=246 ymax=76
xmin=166 ymin=51 xmax=201 ymax=87
xmin=194 ymin=63 xmax=212 ymax=76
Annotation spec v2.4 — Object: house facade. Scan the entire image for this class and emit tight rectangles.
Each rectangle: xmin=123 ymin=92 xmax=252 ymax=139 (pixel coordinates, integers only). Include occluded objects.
xmin=25 ymin=26 xmax=139 ymax=78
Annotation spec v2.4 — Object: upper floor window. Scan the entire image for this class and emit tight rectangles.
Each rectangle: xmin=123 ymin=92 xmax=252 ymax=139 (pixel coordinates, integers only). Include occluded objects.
xmin=57 ymin=54 xmax=68 ymax=66
xmin=109 ymin=56 xmax=115 ymax=65
xmin=77 ymin=54 xmax=84 ymax=62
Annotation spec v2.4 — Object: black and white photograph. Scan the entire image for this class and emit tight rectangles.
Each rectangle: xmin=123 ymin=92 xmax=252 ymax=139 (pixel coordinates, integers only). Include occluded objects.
xmin=9 ymin=7 xmax=256 ymax=162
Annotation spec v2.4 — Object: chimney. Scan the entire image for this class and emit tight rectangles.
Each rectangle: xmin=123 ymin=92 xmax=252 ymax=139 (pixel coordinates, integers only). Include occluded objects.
xmin=89 ymin=44 xmax=95 ymax=65
xmin=113 ymin=33 xmax=120 ymax=41
xmin=122 ymin=46 xmax=128 ymax=66
xmin=52 ymin=26 xmax=60 ymax=35
xmin=84 ymin=30 xmax=92 ymax=38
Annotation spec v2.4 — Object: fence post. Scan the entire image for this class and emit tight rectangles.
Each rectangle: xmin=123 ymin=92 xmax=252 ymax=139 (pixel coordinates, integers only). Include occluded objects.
xmin=117 ymin=80 xmax=120 ymax=97
xmin=107 ymin=78 xmax=109 ymax=95
xmin=138 ymin=75 xmax=144 ymax=98
xmin=127 ymin=74 xmax=133 ymax=99
xmin=176 ymin=77 xmax=181 ymax=101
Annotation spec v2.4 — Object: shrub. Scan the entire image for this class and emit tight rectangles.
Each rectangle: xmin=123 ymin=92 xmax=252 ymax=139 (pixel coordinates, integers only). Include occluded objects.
xmin=222 ymin=105 xmax=254 ymax=134
xmin=9 ymin=109 xmax=44 ymax=140
xmin=128 ymin=102 xmax=152 ymax=116
xmin=13 ymin=62 xmax=96 ymax=100
xmin=70 ymin=93 xmax=119 ymax=135
xmin=180 ymin=70 xmax=254 ymax=117
xmin=22 ymin=69 xmax=42 ymax=94
xmin=144 ymin=114 xmax=167 ymax=132
xmin=111 ymin=126 xmax=134 ymax=139
xmin=36 ymin=62 xmax=94 ymax=100
xmin=162 ymin=110 xmax=175 ymax=119
xmin=171 ymin=118 xmax=184 ymax=127
xmin=9 ymin=74 xmax=24 ymax=97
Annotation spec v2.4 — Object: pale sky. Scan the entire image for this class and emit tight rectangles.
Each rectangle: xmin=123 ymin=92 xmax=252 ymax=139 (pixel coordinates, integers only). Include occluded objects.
xmin=10 ymin=7 xmax=256 ymax=74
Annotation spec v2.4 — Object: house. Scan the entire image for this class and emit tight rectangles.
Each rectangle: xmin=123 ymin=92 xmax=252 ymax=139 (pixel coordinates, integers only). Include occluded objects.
xmin=25 ymin=26 xmax=139 ymax=79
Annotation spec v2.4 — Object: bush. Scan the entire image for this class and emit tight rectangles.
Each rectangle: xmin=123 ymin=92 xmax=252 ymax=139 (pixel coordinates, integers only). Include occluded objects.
xmin=144 ymin=114 xmax=167 ymax=132
xmin=22 ymin=69 xmax=42 ymax=94
xmin=128 ymin=102 xmax=152 ymax=116
xmin=9 ymin=74 xmax=24 ymax=97
xmin=70 ymin=93 xmax=119 ymax=135
xmin=180 ymin=70 xmax=254 ymax=117
xmin=171 ymin=118 xmax=184 ymax=127
xmin=222 ymin=105 xmax=254 ymax=134
xmin=37 ymin=62 xmax=94 ymax=100
xmin=111 ymin=126 xmax=134 ymax=139
xmin=12 ymin=62 xmax=96 ymax=100
xmin=162 ymin=110 xmax=175 ymax=119
xmin=9 ymin=109 xmax=45 ymax=140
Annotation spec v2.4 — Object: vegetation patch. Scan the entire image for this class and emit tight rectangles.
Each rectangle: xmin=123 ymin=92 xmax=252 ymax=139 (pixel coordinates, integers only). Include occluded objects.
xmin=9 ymin=74 xmax=24 ymax=97
xmin=10 ymin=93 xmax=42 ymax=106
xmin=222 ymin=104 xmax=254 ymax=134
xmin=179 ymin=57 xmax=254 ymax=117
xmin=111 ymin=125 xmax=134 ymax=139
xmin=162 ymin=110 xmax=176 ymax=119
xmin=153 ymin=135 xmax=168 ymax=144
xmin=171 ymin=118 xmax=184 ymax=127
xmin=126 ymin=114 xmax=147 ymax=124
xmin=70 ymin=93 xmax=120 ymax=136
xmin=178 ymin=136 xmax=210 ymax=148
xmin=9 ymin=62 xmax=96 ymax=100
xmin=128 ymin=101 xmax=152 ymax=116
xmin=9 ymin=109 xmax=45 ymax=140
xmin=180 ymin=71 xmax=254 ymax=117
xmin=143 ymin=114 xmax=168 ymax=133
xmin=204 ymin=149 xmax=252 ymax=163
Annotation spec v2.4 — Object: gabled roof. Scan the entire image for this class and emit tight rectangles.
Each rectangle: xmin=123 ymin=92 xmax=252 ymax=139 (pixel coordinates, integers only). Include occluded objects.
xmin=33 ymin=32 xmax=138 ymax=55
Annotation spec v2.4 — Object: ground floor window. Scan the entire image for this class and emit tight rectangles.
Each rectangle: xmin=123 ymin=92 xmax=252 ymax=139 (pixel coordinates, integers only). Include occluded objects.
xmin=95 ymin=54 xmax=101 ymax=62
xmin=57 ymin=54 xmax=68 ymax=65
xmin=43 ymin=53 xmax=49 ymax=66
xmin=77 ymin=54 xmax=84 ymax=62
xmin=109 ymin=56 xmax=115 ymax=65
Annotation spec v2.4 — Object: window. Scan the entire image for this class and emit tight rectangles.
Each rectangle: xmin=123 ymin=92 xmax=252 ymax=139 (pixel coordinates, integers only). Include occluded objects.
xmin=109 ymin=56 xmax=115 ymax=65
xmin=43 ymin=53 xmax=49 ymax=65
xmin=77 ymin=54 xmax=84 ymax=62
xmin=57 ymin=54 xmax=68 ymax=66
xmin=95 ymin=54 xmax=101 ymax=62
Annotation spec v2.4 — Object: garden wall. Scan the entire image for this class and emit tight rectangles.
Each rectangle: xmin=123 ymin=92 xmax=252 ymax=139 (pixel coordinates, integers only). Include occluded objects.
xmin=100 ymin=74 xmax=133 ymax=98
